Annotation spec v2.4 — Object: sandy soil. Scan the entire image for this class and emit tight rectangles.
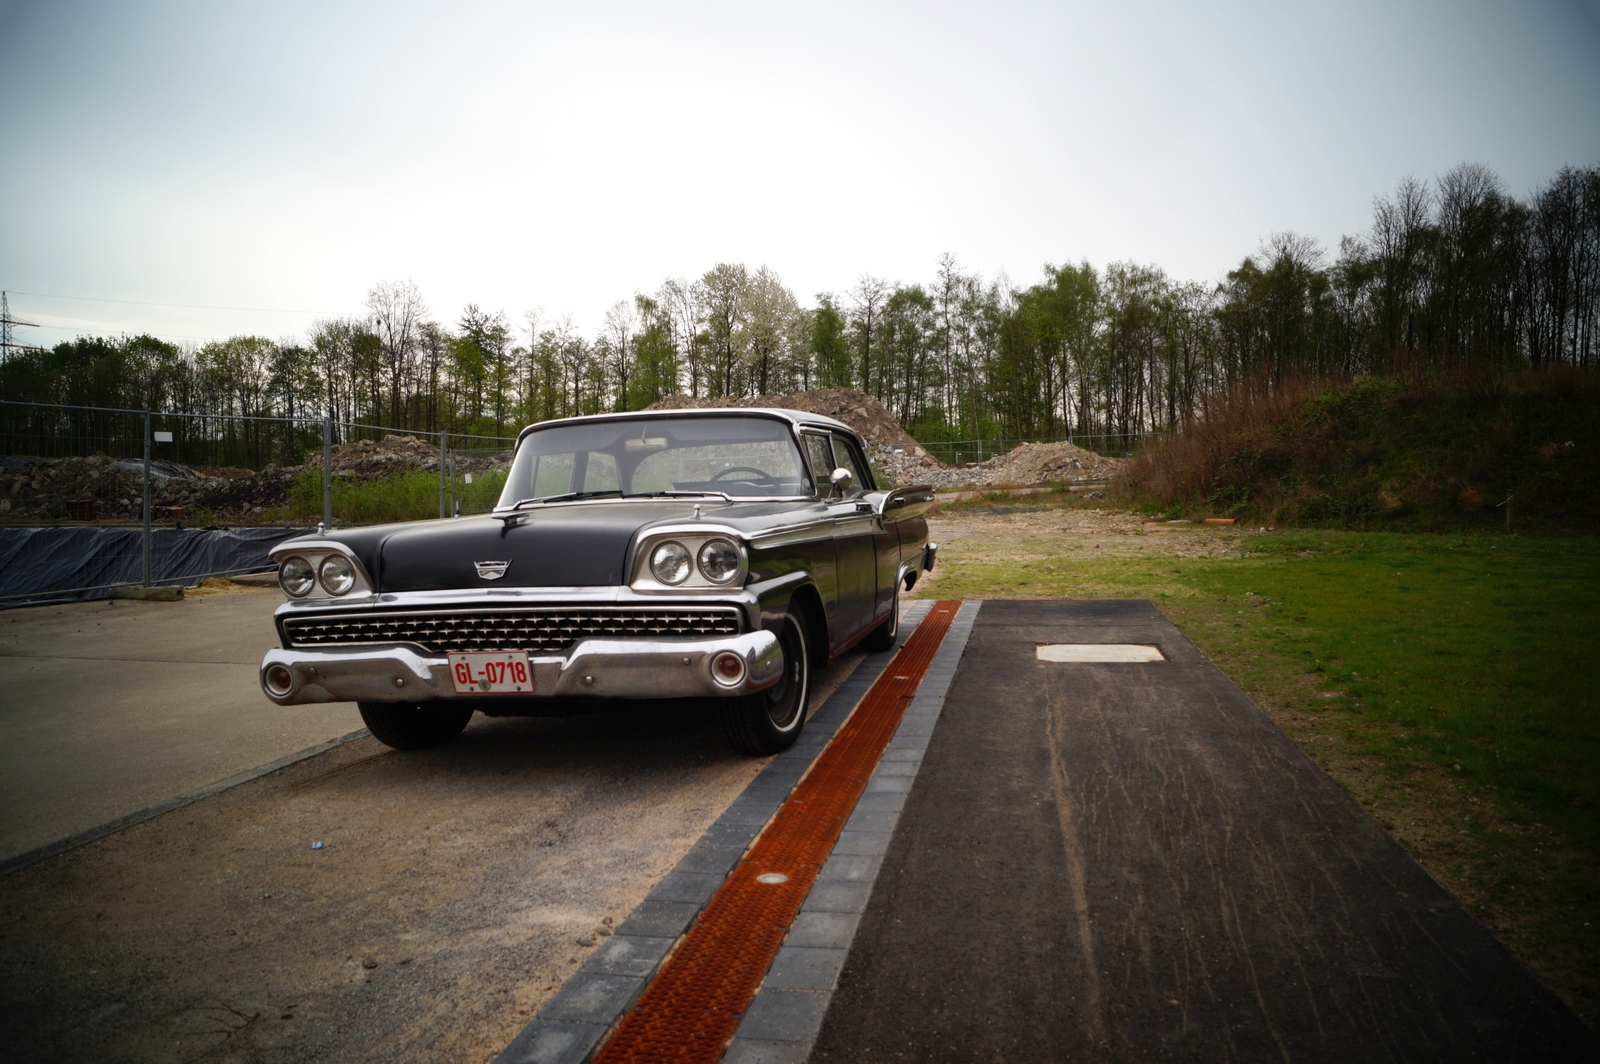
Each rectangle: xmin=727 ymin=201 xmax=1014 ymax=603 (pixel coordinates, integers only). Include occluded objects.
xmin=922 ymin=506 xmax=1250 ymax=564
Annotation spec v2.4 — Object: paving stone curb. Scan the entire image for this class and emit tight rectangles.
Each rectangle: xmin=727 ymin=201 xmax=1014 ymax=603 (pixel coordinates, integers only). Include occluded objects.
xmin=494 ymin=601 xmax=937 ymax=1064
xmin=722 ymin=599 xmax=982 ymax=1064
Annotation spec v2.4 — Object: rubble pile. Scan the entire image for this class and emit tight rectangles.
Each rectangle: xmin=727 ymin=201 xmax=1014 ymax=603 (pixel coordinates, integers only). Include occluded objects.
xmin=0 ymin=434 xmax=504 ymax=523
xmin=311 ymin=434 xmax=443 ymax=477
xmin=942 ymin=440 xmax=1128 ymax=488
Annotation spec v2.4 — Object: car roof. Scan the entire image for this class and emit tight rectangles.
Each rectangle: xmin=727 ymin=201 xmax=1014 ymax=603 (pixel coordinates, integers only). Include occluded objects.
xmin=514 ymin=407 xmax=861 ymax=445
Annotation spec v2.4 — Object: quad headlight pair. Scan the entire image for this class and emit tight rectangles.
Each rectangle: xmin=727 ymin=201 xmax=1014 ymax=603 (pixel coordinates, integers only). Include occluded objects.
xmin=649 ymin=537 xmax=742 ymax=586
xmin=279 ymin=553 xmax=358 ymax=597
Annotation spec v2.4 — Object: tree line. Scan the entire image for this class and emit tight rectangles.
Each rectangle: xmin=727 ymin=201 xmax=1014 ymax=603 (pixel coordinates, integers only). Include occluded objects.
xmin=4 ymin=162 xmax=1596 ymax=455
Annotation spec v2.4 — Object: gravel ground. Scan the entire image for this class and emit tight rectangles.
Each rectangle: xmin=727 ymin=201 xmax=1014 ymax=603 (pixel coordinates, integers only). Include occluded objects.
xmin=0 ymin=656 xmax=866 ymax=1063
xmin=920 ymin=506 xmax=1250 ymax=564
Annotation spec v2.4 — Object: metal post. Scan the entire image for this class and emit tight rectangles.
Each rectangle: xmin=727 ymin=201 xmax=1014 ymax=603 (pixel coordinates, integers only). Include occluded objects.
xmin=439 ymin=431 xmax=447 ymax=520
xmin=322 ymin=416 xmax=333 ymax=530
xmin=141 ymin=409 xmax=152 ymax=586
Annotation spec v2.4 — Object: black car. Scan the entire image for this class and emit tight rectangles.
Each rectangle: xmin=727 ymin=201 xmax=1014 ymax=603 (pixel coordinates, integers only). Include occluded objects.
xmin=260 ymin=408 xmax=936 ymax=755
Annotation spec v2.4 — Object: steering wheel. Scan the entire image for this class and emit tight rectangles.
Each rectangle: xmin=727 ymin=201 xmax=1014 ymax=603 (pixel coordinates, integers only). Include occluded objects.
xmin=710 ymin=466 xmax=777 ymax=484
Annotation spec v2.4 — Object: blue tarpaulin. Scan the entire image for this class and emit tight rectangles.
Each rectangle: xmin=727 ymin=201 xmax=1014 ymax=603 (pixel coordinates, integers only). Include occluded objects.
xmin=0 ymin=526 xmax=310 ymax=607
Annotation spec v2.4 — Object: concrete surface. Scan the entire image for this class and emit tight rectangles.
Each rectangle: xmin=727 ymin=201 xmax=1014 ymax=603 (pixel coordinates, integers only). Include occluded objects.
xmin=811 ymin=600 xmax=1596 ymax=1063
xmin=0 ymin=584 xmax=362 ymax=860
xmin=0 ymin=647 xmax=870 ymax=1064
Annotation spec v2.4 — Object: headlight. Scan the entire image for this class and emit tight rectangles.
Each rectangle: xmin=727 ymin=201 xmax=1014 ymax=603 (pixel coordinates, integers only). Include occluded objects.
xmin=650 ymin=541 xmax=692 ymax=585
xmin=280 ymin=556 xmax=315 ymax=597
xmin=697 ymin=539 xmax=741 ymax=584
xmin=319 ymin=554 xmax=356 ymax=595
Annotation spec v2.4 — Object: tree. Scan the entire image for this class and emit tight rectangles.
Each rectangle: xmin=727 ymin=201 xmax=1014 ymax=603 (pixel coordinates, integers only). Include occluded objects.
xmin=601 ymin=300 xmax=637 ymax=411
xmin=850 ymin=275 xmax=889 ymax=400
xmin=366 ymin=279 xmax=428 ymax=428
xmin=700 ymin=263 xmax=749 ymax=397
xmin=811 ymin=294 xmax=852 ymax=388
xmin=743 ymin=266 xmax=802 ymax=395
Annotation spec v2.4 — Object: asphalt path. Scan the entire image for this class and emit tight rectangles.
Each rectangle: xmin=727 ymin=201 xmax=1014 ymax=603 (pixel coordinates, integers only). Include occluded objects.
xmin=0 ymin=585 xmax=363 ymax=860
xmin=811 ymin=600 xmax=1596 ymax=1063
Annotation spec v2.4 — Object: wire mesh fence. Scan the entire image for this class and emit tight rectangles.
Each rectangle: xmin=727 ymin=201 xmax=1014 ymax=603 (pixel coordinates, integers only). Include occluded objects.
xmin=0 ymin=398 xmax=520 ymax=604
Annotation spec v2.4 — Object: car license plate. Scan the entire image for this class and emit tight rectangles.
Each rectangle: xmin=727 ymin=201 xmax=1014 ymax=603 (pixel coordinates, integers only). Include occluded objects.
xmin=448 ymin=651 xmax=534 ymax=694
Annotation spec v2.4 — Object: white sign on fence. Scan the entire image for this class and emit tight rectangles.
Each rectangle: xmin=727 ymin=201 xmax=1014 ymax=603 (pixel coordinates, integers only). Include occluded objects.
xmin=152 ymin=431 xmax=174 ymax=443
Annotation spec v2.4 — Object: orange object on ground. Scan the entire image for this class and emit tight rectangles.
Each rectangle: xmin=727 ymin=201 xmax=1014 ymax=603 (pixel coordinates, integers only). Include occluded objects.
xmin=591 ymin=602 xmax=962 ymax=1064
xmin=1204 ymin=517 xmax=1236 ymax=525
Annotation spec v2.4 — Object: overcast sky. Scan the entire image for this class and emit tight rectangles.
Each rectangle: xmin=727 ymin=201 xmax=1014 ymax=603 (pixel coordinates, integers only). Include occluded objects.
xmin=1 ymin=0 xmax=1597 ymax=347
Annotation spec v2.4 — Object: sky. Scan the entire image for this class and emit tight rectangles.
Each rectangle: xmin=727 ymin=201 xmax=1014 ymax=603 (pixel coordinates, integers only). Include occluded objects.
xmin=1 ymin=0 xmax=1597 ymax=348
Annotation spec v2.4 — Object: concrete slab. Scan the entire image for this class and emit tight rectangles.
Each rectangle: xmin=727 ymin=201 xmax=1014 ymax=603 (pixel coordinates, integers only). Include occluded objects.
xmin=0 ymin=587 xmax=362 ymax=860
xmin=811 ymin=599 xmax=1596 ymax=1062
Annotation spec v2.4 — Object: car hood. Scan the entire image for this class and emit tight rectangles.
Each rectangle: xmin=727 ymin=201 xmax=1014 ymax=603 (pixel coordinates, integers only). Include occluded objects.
xmin=373 ymin=503 xmax=705 ymax=592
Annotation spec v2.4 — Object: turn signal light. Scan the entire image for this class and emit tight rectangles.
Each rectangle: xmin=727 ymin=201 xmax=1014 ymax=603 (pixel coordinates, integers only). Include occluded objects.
xmin=711 ymin=651 xmax=746 ymax=687
xmin=264 ymin=663 xmax=294 ymax=696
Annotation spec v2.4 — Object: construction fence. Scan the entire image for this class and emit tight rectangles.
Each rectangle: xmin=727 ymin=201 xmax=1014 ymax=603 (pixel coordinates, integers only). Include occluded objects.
xmin=0 ymin=399 xmax=517 ymax=606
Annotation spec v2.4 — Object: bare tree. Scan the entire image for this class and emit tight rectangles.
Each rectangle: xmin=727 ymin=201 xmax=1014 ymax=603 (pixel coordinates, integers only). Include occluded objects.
xmin=366 ymin=279 xmax=428 ymax=428
xmin=851 ymin=275 xmax=890 ymax=399
xmin=700 ymin=264 xmax=749 ymax=397
xmin=602 ymin=300 xmax=637 ymax=410
xmin=656 ymin=279 xmax=702 ymax=397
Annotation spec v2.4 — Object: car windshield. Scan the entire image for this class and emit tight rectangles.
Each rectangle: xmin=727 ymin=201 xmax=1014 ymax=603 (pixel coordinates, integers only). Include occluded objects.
xmin=497 ymin=415 xmax=813 ymax=507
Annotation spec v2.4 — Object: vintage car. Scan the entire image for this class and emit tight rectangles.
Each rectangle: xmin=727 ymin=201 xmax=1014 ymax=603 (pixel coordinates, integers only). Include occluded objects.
xmin=259 ymin=408 xmax=936 ymax=755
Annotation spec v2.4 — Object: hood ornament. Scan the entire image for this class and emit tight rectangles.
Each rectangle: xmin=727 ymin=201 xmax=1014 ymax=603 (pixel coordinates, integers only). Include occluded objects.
xmin=475 ymin=560 xmax=511 ymax=581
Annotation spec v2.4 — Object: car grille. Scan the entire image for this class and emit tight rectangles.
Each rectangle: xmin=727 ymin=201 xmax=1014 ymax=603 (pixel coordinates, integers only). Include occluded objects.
xmin=282 ymin=606 xmax=743 ymax=654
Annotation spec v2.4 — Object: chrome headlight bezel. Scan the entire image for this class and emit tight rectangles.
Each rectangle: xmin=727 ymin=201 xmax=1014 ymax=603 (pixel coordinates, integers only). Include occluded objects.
xmin=271 ymin=541 xmax=374 ymax=601
xmin=631 ymin=527 xmax=749 ymax=592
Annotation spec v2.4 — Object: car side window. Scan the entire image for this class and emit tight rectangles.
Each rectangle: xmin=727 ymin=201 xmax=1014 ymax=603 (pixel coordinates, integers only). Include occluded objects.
xmin=830 ymin=434 xmax=871 ymax=496
xmin=803 ymin=434 xmax=834 ymax=496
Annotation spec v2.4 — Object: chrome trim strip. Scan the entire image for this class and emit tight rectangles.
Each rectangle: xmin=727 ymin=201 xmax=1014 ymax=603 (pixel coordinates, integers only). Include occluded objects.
xmin=259 ymin=629 xmax=783 ymax=705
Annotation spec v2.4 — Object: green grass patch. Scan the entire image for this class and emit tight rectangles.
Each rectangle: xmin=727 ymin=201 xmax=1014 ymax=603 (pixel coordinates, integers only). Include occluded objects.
xmin=281 ymin=469 xmax=508 ymax=525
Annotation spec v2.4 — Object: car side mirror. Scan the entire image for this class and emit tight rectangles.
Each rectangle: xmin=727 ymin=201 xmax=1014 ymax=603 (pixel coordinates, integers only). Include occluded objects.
xmin=830 ymin=468 xmax=853 ymax=496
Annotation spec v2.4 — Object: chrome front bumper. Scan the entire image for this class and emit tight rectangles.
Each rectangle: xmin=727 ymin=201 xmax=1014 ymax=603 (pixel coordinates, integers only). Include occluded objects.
xmin=259 ymin=629 xmax=784 ymax=706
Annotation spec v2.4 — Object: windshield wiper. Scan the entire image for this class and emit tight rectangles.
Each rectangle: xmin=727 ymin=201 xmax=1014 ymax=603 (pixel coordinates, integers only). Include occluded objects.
xmin=620 ymin=490 xmax=733 ymax=502
xmin=495 ymin=490 xmax=623 ymax=518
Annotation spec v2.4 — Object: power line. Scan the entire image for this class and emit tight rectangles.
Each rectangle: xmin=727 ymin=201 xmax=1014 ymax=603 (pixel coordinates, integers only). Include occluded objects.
xmin=1 ymin=291 xmax=41 ymax=362
xmin=7 ymin=289 xmax=344 ymax=315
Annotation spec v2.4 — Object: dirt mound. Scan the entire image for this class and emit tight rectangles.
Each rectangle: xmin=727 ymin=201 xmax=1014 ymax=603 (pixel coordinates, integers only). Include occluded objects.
xmin=969 ymin=441 xmax=1127 ymax=486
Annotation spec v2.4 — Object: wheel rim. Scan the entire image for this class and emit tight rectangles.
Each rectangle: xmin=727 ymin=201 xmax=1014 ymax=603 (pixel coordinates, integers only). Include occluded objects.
xmin=763 ymin=615 xmax=808 ymax=731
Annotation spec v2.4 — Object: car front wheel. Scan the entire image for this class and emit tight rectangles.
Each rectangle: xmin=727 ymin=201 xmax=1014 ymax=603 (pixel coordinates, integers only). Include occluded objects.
xmin=358 ymin=701 xmax=474 ymax=750
xmin=719 ymin=609 xmax=810 ymax=756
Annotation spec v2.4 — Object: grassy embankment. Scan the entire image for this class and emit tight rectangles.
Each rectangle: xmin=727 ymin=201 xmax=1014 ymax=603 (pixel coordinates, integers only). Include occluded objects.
xmin=278 ymin=469 xmax=509 ymax=526
xmin=913 ymin=489 xmax=1598 ymax=1026
xmin=1121 ymin=370 xmax=1599 ymax=532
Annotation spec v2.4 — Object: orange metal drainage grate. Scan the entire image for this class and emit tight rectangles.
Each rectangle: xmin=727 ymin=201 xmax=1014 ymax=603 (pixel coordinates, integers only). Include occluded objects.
xmin=590 ymin=601 xmax=962 ymax=1064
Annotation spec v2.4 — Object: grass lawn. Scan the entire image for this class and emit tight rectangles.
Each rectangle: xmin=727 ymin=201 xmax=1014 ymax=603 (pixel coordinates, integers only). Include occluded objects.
xmin=912 ymin=496 xmax=1599 ymax=1026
